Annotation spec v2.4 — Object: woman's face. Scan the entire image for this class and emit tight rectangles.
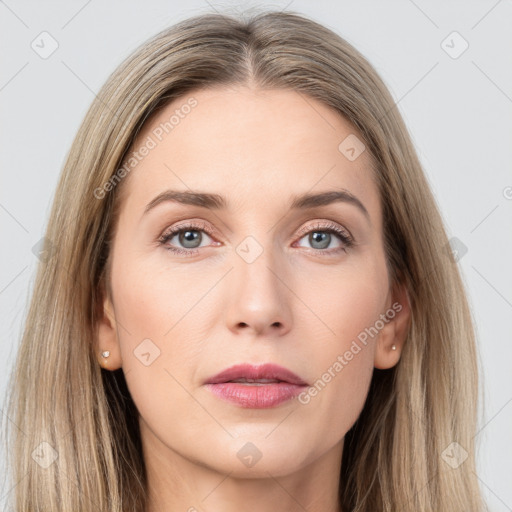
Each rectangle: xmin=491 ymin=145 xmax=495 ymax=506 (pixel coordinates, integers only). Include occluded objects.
xmin=97 ymin=86 xmax=408 ymax=480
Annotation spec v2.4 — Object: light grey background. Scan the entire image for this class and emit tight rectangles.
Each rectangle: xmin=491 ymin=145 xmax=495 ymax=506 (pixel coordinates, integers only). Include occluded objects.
xmin=1 ymin=0 xmax=511 ymax=510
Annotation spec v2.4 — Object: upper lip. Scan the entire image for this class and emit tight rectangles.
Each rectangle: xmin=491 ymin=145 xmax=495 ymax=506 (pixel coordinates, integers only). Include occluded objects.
xmin=205 ymin=363 xmax=308 ymax=386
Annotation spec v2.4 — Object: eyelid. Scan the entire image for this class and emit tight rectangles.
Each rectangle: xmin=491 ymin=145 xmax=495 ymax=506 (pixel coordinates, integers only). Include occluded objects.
xmin=158 ymin=218 xmax=355 ymax=253
xmin=159 ymin=219 xmax=349 ymax=239
xmin=294 ymin=220 xmax=352 ymax=240
xmin=159 ymin=219 xmax=214 ymax=238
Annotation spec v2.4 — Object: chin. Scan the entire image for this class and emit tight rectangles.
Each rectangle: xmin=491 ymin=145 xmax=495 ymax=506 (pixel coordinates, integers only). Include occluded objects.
xmin=203 ymin=439 xmax=313 ymax=479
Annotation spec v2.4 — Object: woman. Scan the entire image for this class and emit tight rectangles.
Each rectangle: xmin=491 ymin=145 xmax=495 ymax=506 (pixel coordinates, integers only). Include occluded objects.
xmin=3 ymin=10 xmax=486 ymax=511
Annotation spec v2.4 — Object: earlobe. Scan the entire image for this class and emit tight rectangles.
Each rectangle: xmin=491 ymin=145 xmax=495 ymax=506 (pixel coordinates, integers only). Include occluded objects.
xmin=95 ymin=291 xmax=122 ymax=371
xmin=374 ymin=282 xmax=411 ymax=370
xmin=99 ymin=349 xmax=112 ymax=369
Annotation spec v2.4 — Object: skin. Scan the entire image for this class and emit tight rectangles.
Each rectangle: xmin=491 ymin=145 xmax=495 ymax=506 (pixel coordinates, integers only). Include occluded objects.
xmin=96 ymin=85 xmax=411 ymax=512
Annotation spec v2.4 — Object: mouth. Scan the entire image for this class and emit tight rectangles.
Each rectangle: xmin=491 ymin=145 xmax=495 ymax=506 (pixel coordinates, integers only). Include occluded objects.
xmin=204 ymin=363 xmax=308 ymax=386
xmin=225 ymin=378 xmax=284 ymax=385
xmin=204 ymin=363 xmax=309 ymax=408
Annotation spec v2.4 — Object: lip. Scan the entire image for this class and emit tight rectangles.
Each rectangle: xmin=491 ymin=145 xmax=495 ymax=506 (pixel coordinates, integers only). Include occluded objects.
xmin=204 ymin=363 xmax=309 ymax=409
xmin=205 ymin=363 xmax=308 ymax=386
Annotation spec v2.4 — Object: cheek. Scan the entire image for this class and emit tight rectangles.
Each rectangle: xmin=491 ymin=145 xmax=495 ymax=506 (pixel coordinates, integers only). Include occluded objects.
xmin=293 ymin=301 xmax=380 ymax=452
xmin=279 ymin=255 xmax=387 ymax=443
xmin=112 ymin=258 xmax=213 ymax=348
xmin=111 ymin=264 xmax=209 ymax=438
xmin=110 ymin=256 xmax=216 ymax=398
xmin=294 ymin=248 xmax=388 ymax=347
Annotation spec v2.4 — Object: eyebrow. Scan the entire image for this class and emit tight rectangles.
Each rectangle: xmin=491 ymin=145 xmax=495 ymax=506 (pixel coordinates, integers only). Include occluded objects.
xmin=143 ymin=189 xmax=370 ymax=223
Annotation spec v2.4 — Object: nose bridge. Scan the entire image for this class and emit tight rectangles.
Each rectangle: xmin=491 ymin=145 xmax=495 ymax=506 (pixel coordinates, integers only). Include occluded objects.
xmin=234 ymin=233 xmax=282 ymax=301
xmin=224 ymin=232 xmax=291 ymax=334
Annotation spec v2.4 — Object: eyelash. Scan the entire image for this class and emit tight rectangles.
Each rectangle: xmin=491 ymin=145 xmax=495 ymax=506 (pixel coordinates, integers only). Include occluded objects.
xmin=158 ymin=220 xmax=355 ymax=257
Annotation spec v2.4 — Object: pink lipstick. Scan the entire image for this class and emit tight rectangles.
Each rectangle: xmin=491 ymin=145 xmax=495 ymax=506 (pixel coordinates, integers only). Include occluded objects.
xmin=204 ymin=363 xmax=308 ymax=408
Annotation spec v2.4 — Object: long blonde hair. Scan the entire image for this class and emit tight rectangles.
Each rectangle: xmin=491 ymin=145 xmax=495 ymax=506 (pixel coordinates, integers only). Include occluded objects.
xmin=2 ymin=10 xmax=486 ymax=511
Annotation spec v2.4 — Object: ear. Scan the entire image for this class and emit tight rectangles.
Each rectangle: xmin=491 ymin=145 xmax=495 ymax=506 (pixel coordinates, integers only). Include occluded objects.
xmin=94 ymin=281 xmax=123 ymax=371
xmin=374 ymin=280 xmax=411 ymax=370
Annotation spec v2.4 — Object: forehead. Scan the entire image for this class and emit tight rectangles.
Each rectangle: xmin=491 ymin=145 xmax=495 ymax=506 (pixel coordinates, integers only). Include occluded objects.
xmin=119 ymin=86 xmax=380 ymax=224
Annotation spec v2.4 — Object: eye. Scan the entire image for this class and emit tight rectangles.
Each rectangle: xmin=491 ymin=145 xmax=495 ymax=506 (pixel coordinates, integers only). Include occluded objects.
xmin=158 ymin=220 xmax=354 ymax=257
xmin=294 ymin=221 xmax=354 ymax=255
xmin=158 ymin=221 xmax=217 ymax=256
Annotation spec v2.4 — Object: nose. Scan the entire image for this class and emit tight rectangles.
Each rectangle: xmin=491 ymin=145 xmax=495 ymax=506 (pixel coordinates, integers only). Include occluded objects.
xmin=224 ymin=246 xmax=292 ymax=337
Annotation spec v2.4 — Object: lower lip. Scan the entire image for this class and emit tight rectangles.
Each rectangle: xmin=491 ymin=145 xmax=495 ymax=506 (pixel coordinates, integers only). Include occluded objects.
xmin=204 ymin=382 xmax=307 ymax=408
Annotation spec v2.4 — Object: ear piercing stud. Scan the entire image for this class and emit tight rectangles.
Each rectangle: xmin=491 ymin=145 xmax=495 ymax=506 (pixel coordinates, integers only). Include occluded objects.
xmin=100 ymin=350 xmax=110 ymax=368
xmin=391 ymin=345 xmax=397 ymax=351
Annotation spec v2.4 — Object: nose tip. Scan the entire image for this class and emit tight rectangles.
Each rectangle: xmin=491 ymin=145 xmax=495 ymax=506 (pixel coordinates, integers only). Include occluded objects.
xmin=225 ymin=257 xmax=292 ymax=337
